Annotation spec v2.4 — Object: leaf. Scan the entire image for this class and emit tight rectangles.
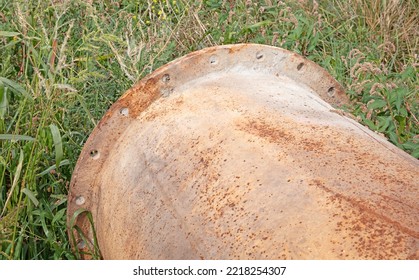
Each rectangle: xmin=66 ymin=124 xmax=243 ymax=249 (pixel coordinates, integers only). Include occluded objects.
xmin=0 ymin=134 xmax=35 ymax=141
xmin=40 ymin=212 xmax=51 ymax=239
xmin=367 ymin=99 xmax=387 ymax=110
xmin=0 ymin=31 xmax=20 ymax=37
xmin=401 ymin=141 xmax=418 ymax=150
xmin=37 ymin=159 xmax=70 ymax=177
xmin=22 ymin=188 xmax=39 ymax=207
xmin=398 ymin=107 xmax=408 ymax=117
xmin=0 ymin=77 xmax=32 ymax=100
xmin=307 ymin=31 xmax=320 ymax=53
xmin=388 ymin=131 xmax=401 ymax=147
xmin=69 ymin=208 xmax=102 ymax=259
xmin=49 ymin=124 xmax=63 ymax=169
xmin=400 ymin=65 xmax=414 ymax=80
xmin=14 ymin=229 xmax=24 ymax=259
xmin=376 ymin=116 xmax=391 ymax=132
xmin=402 ymin=141 xmax=419 ymax=159
xmin=362 ymin=118 xmax=377 ymax=131
xmin=0 ymin=155 xmax=6 ymax=165
xmin=76 ymin=95 xmax=96 ymax=126
xmin=243 ymin=20 xmax=273 ymax=30
xmin=0 ymin=81 xmax=7 ymax=119
xmin=52 ymin=208 xmax=66 ymax=224
xmin=0 ymin=39 xmax=22 ymax=50
xmin=394 ymin=88 xmax=407 ymax=113
xmin=394 ymin=115 xmax=407 ymax=133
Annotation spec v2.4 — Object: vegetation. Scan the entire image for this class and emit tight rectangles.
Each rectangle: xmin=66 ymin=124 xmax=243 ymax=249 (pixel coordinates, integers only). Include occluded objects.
xmin=0 ymin=0 xmax=417 ymax=259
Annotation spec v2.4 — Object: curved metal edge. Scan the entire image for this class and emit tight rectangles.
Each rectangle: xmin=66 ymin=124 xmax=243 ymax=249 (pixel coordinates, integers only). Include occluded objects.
xmin=66 ymin=43 xmax=352 ymax=257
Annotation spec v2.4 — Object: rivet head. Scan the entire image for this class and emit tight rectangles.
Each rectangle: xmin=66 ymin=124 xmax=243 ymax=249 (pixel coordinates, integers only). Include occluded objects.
xmin=120 ymin=107 xmax=129 ymax=117
xmin=75 ymin=195 xmax=85 ymax=206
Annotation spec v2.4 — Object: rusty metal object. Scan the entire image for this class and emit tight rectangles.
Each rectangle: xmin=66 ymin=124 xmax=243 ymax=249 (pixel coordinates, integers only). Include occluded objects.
xmin=68 ymin=44 xmax=419 ymax=260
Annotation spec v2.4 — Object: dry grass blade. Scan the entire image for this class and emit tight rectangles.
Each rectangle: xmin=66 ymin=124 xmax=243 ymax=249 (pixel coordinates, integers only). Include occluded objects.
xmin=1 ymin=150 xmax=24 ymax=217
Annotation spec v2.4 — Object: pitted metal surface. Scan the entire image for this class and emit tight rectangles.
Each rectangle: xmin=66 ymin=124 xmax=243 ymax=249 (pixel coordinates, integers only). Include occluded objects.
xmin=68 ymin=44 xmax=419 ymax=259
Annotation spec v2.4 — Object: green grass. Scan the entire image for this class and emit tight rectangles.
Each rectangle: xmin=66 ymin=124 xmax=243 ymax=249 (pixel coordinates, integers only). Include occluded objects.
xmin=0 ymin=0 xmax=417 ymax=259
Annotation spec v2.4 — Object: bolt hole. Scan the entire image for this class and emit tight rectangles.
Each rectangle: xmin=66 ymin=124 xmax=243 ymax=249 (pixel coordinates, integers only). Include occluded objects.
xmin=162 ymin=73 xmax=170 ymax=83
xmin=327 ymin=86 xmax=335 ymax=97
xmin=119 ymin=107 xmax=129 ymax=117
xmin=75 ymin=196 xmax=85 ymax=206
xmin=256 ymin=52 xmax=264 ymax=60
xmin=90 ymin=149 xmax=100 ymax=160
xmin=297 ymin=62 xmax=304 ymax=71
xmin=209 ymin=55 xmax=218 ymax=65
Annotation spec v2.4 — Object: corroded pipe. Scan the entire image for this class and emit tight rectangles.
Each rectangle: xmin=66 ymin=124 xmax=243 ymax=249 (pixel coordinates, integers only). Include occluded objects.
xmin=68 ymin=44 xmax=418 ymax=259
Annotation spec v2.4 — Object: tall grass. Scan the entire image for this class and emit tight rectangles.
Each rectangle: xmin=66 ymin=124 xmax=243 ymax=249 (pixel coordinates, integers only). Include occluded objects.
xmin=0 ymin=0 xmax=417 ymax=259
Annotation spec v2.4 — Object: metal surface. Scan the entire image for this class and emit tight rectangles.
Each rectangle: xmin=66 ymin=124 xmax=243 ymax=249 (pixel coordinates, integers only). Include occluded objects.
xmin=68 ymin=44 xmax=419 ymax=259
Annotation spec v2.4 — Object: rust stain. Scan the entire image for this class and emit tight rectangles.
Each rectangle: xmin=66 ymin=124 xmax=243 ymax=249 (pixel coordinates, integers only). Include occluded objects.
xmin=228 ymin=44 xmax=249 ymax=54
xmin=238 ymin=118 xmax=326 ymax=153
xmin=96 ymin=76 xmax=162 ymax=130
xmin=310 ymin=178 xmax=419 ymax=258
xmin=240 ymin=119 xmax=295 ymax=143
xmin=121 ymin=76 xmax=162 ymax=116
xmin=238 ymin=115 xmax=416 ymax=192
xmin=142 ymin=96 xmax=184 ymax=122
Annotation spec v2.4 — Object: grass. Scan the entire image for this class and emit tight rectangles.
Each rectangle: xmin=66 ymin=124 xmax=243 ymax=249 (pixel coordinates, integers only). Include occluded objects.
xmin=0 ymin=0 xmax=417 ymax=259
